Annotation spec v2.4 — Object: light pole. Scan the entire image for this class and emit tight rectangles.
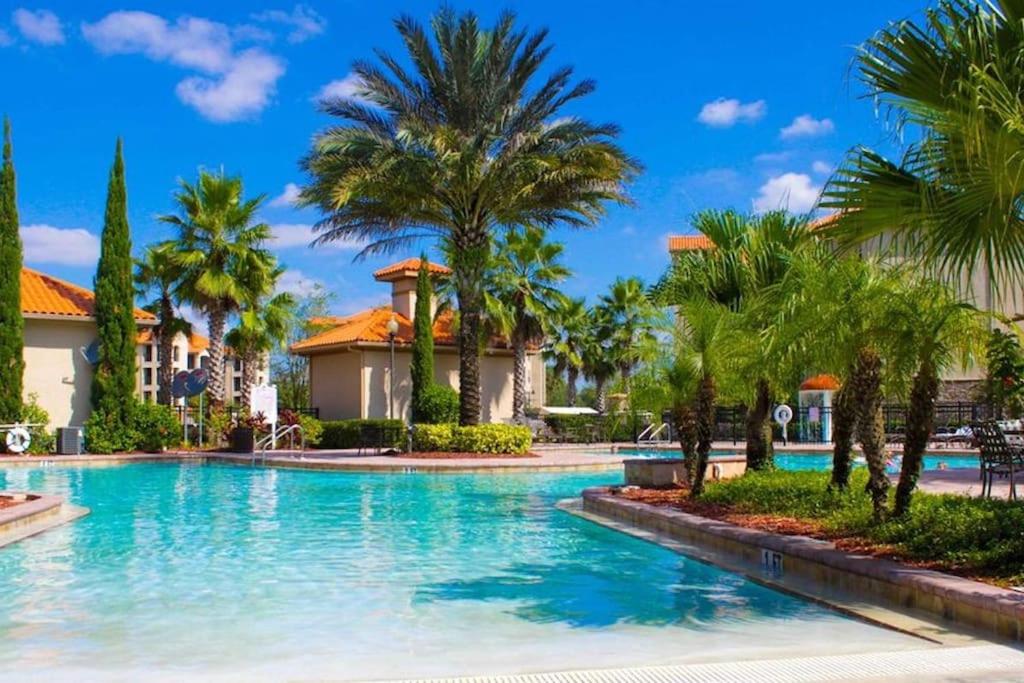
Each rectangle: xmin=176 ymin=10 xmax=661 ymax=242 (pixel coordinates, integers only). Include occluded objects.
xmin=386 ymin=314 xmax=399 ymax=420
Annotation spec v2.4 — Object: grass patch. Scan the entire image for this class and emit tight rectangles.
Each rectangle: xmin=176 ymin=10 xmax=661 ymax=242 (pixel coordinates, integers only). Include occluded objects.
xmin=699 ymin=470 xmax=1024 ymax=585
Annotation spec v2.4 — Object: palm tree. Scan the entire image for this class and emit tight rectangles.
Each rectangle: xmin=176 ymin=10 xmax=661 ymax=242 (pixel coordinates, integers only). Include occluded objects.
xmin=490 ymin=227 xmax=569 ymax=422
xmin=226 ymin=288 xmax=297 ymax=410
xmin=581 ymin=308 xmax=618 ymax=413
xmin=134 ymin=242 xmax=186 ymax=405
xmin=547 ymin=297 xmax=588 ymax=406
xmin=597 ymin=277 xmax=659 ymax=388
xmin=672 ymin=298 xmax=735 ymax=497
xmin=822 ymin=0 xmax=1024 ymax=293
xmin=160 ymin=170 xmax=276 ymax=407
xmin=654 ymin=209 xmax=817 ymax=471
xmin=881 ymin=278 xmax=981 ymax=516
xmin=300 ymin=8 xmax=638 ymax=425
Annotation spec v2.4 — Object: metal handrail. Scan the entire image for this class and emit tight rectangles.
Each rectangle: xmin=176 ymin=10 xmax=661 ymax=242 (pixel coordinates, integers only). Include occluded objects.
xmin=254 ymin=424 xmax=305 ymax=464
xmin=636 ymin=423 xmax=669 ymax=445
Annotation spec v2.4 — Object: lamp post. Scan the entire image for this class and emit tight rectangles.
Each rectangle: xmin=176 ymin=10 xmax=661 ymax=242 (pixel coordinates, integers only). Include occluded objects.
xmin=386 ymin=314 xmax=399 ymax=420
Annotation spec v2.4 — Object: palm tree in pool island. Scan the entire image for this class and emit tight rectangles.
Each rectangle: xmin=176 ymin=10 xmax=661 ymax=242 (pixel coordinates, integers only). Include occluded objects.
xmin=227 ymin=288 xmax=297 ymax=410
xmin=300 ymin=7 xmax=638 ymax=425
xmin=491 ymin=227 xmax=569 ymax=422
xmin=160 ymin=170 xmax=276 ymax=407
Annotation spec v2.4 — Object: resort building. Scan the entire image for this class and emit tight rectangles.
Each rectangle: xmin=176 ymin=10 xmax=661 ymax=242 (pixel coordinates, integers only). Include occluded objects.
xmin=291 ymin=258 xmax=545 ymax=422
xmin=135 ymin=330 xmax=267 ymax=406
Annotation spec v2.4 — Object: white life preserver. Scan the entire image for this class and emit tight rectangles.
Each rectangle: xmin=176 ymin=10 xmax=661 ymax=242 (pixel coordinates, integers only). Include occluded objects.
xmin=6 ymin=426 xmax=31 ymax=454
xmin=773 ymin=404 xmax=794 ymax=426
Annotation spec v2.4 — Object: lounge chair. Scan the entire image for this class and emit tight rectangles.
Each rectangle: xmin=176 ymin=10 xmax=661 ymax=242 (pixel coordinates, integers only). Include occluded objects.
xmin=970 ymin=421 xmax=1020 ymax=500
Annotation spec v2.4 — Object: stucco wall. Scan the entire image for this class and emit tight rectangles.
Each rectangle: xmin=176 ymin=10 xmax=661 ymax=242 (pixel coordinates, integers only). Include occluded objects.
xmin=23 ymin=318 xmax=96 ymax=428
xmin=309 ymin=350 xmax=363 ymax=420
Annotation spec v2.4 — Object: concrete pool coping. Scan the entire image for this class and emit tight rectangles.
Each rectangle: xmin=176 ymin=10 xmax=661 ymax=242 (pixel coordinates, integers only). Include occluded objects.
xmin=0 ymin=490 xmax=89 ymax=548
xmin=577 ymin=487 xmax=1024 ymax=644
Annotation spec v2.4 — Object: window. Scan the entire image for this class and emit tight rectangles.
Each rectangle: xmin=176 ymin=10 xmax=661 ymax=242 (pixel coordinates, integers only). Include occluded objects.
xmin=187 ymin=353 xmax=195 ymax=369
xmin=143 ymin=368 xmax=153 ymax=386
xmin=144 ymin=345 xmax=153 ymax=362
xmin=173 ymin=346 xmax=180 ymax=362
xmin=234 ymin=358 xmax=242 ymax=372
xmin=233 ymin=377 xmax=241 ymax=392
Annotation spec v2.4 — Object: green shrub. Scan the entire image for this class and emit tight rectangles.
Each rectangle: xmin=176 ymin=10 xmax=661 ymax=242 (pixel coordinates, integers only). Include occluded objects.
xmin=452 ymin=424 xmax=532 ymax=455
xmin=22 ymin=393 xmax=54 ymax=455
xmin=299 ymin=414 xmax=323 ymax=447
xmin=412 ymin=423 xmax=455 ymax=451
xmin=84 ymin=405 xmax=139 ymax=453
xmin=132 ymin=402 xmax=181 ymax=452
xmin=318 ymin=419 xmax=405 ymax=449
xmin=418 ymin=384 xmax=460 ymax=424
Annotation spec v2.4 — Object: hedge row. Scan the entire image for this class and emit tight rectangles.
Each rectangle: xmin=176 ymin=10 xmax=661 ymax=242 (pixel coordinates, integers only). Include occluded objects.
xmin=317 ymin=419 xmax=405 ymax=449
xmin=412 ymin=423 xmax=532 ymax=455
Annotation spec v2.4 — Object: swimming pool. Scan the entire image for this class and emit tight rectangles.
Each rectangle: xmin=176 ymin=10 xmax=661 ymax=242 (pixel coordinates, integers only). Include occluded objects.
xmin=617 ymin=449 xmax=979 ymax=472
xmin=0 ymin=463 xmax=924 ymax=681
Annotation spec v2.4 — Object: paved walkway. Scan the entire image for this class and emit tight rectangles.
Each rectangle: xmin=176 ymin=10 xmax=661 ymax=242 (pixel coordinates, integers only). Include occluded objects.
xmin=913 ymin=468 xmax=1017 ymax=499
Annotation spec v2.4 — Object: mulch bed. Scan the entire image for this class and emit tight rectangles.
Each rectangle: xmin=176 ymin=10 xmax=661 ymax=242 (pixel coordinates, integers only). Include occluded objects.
xmin=396 ymin=451 xmax=542 ymax=459
xmin=612 ymin=486 xmax=1008 ymax=586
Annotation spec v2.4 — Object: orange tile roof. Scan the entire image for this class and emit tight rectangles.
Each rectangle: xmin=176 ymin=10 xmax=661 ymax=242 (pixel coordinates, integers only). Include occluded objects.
xmin=800 ymin=373 xmax=841 ymax=391
xmin=373 ymin=258 xmax=452 ymax=282
xmin=667 ymin=235 xmax=714 ymax=253
xmin=22 ymin=267 xmax=155 ymax=322
xmin=188 ymin=332 xmax=209 ymax=353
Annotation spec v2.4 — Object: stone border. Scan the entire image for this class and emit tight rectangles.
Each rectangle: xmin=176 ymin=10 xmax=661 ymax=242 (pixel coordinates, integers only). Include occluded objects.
xmin=581 ymin=487 xmax=1023 ymax=643
xmin=0 ymin=491 xmax=89 ymax=548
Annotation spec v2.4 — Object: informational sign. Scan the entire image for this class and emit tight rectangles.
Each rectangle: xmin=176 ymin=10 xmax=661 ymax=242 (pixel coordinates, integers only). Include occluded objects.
xmin=808 ymin=406 xmax=820 ymax=423
xmin=251 ymin=384 xmax=278 ymax=426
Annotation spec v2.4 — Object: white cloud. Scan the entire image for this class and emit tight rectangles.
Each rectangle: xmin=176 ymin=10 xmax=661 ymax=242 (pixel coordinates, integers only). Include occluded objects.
xmin=277 ymin=269 xmax=323 ymax=296
xmin=780 ymin=114 xmax=835 ymax=140
xmin=754 ymin=151 xmax=792 ymax=164
xmin=21 ymin=224 xmax=100 ymax=265
xmin=697 ymin=98 xmax=765 ymax=128
xmin=316 ymin=72 xmax=375 ymax=106
xmin=0 ymin=28 xmax=13 ymax=47
xmin=268 ymin=182 xmax=301 ymax=208
xmin=253 ymin=5 xmax=326 ymax=44
xmin=176 ymin=303 xmax=209 ymax=337
xmin=13 ymin=8 xmax=64 ymax=45
xmin=812 ymin=160 xmax=832 ymax=175
xmin=82 ymin=11 xmax=285 ymax=122
xmin=269 ymin=223 xmax=363 ymax=251
xmin=752 ymin=173 xmax=821 ymax=213
xmin=175 ymin=49 xmax=284 ymax=123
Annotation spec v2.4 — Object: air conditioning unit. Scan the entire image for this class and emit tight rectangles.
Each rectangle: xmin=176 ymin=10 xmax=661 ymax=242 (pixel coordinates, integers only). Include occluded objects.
xmin=57 ymin=427 xmax=82 ymax=455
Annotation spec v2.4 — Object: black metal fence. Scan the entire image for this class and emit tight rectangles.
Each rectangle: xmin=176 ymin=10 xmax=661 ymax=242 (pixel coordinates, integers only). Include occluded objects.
xmin=172 ymin=405 xmax=319 ymax=426
xmin=709 ymin=402 xmax=995 ymax=445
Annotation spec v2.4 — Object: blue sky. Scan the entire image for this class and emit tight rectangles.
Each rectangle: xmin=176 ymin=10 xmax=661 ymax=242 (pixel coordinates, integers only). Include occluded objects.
xmin=1 ymin=1 xmax=924 ymax=326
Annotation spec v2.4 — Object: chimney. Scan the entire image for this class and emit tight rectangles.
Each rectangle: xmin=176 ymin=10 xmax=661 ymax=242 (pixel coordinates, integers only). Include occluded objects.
xmin=373 ymin=258 xmax=450 ymax=321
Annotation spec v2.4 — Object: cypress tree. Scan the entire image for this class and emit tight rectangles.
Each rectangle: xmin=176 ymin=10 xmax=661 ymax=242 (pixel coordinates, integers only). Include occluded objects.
xmin=91 ymin=139 xmax=136 ymax=430
xmin=410 ymin=255 xmax=434 ymax=422
xmin=0 ymin=118 xmax=24 ymax=423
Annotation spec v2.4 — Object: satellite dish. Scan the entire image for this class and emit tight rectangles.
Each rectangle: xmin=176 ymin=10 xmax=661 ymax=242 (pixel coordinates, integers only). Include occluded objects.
xmin=184 ymin=368 xmax=209 ymax=397
xmin=80 ymin=340 xmax=101 ymax=365
xmin=171 ymin=370 xmax=190 ymax=399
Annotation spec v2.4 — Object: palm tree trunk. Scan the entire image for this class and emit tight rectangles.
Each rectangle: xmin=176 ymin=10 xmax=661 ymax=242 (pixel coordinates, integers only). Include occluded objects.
xmin=206 ymin=304 xmax=227 ymax=408
xmin=830 ymin=378 xmax=856 ymax=490
xmin=853 ymin=347 xmax=889 ymax=521
xmin=690 ymin=374 xmax=716 ymax=497
xmin=566 ymin=366 xmax=579 ymax=407
xmin=454 ymin=260 xmax=483 ymax=425
xmin=595 ymin=377 xmax=607 ymax=413
xmin=674 ymin=403 xmax=698 ymax=484
xmin=157 ymin=295 xmax=175 ymax=406
xmin=511 ymin=327 xmax=527 ymax=423
xmin=241 ymin=350 xmax=257 ymax=412
xmin=745 ymin=377 xmax=775 ymax=471
xmin=894 ymin=360 xmax=938 ymax=517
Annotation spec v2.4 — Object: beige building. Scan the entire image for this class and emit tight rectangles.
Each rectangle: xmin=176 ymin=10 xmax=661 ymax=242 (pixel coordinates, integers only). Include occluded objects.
xmin=291 ymin=258 xmax=546 ymax=422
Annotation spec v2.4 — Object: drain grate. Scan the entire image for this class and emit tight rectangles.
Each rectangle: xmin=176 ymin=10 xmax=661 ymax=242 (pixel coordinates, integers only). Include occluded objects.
xmin=386 ymin=645 xmax=1024 ymax=683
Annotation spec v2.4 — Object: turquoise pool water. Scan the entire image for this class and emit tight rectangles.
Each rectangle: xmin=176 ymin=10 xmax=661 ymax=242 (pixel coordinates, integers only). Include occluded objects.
xmin=619 ymin=449 xmax=979 ymax=472
xmin=0 ymin=464 xmax=922 ymax=681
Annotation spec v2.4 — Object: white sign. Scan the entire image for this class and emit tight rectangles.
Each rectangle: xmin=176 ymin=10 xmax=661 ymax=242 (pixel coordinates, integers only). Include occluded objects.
xmin=808 ymin=406 xmax=820 ymax=423
xmin=773 ymin=404 xmax=793 ymax=426
xmin=251 ymin=384 xmax=278 ymax=427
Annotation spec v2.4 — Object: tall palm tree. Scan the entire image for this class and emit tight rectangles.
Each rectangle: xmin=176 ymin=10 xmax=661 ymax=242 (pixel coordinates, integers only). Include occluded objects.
xmin=597 ymin=277 xmax=659 ymax=387
xmin=581 ymin=308 xmax=618 ymax=414
xmin=490 ymin=227 xmax=569 ymax=422
xmin=300 ymin=8 xmax=638 ymax=425
xmin=654 ymin=209 xmax=816 ymax=471
xmin=160 ymin=170 xmax=276 ymax=407
xmin=134 ymin=242 xmax=186 ymax=405
xmin=226 ymin=288 xmax=297 ymax=410
xmin=882 ymin=278 xmax=981 ymax=516
xmin=822 ymin=0 xmax=1024 ymax=293
xmin=547 ymin=297 xmax=588 ymax=406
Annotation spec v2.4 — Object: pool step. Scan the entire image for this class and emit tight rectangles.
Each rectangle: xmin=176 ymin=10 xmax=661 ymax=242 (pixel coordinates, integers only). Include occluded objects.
xmin=387 ymin=645 xmax=1024 ymax=683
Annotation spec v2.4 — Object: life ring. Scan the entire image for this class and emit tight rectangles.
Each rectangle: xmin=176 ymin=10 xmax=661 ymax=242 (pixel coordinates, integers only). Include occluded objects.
xmin=6 ymin=426 xmax=31 ymax=454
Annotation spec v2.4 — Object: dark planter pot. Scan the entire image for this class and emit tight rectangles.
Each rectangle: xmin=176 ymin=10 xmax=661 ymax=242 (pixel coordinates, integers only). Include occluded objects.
xmin=232 ymin=427 xmax=255 ymax=454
